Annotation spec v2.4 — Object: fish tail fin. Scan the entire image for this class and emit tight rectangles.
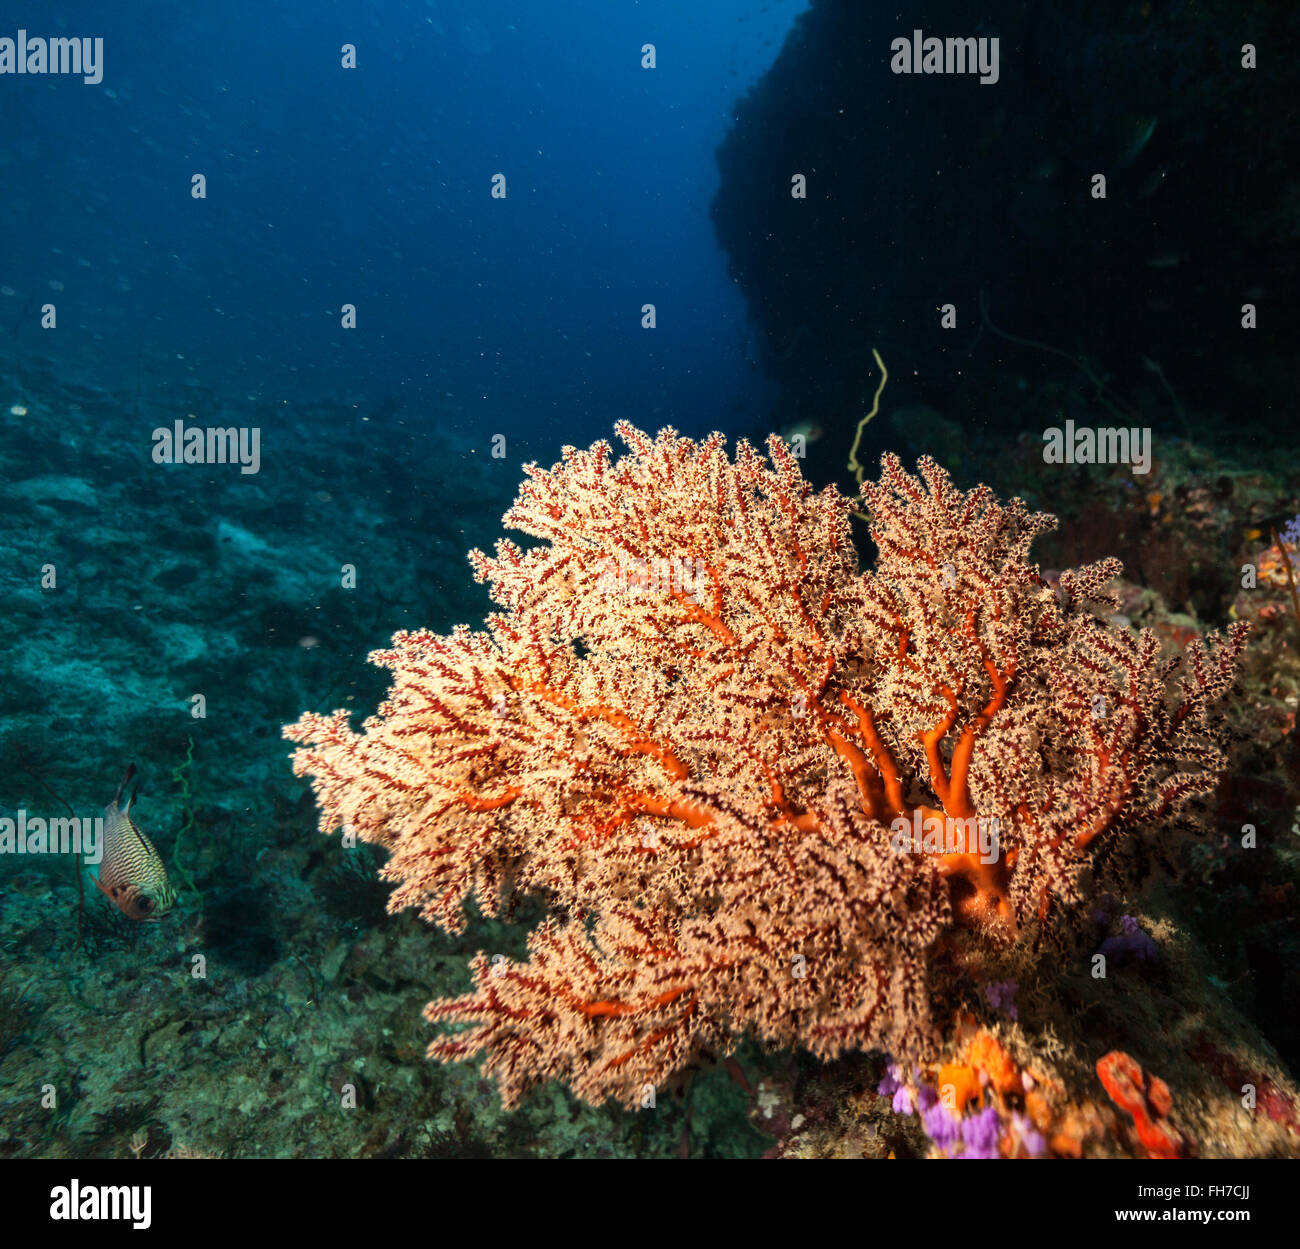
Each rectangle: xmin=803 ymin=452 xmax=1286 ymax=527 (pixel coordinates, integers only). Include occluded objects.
xmin=113 ymin=763 xmax=138 ymax=812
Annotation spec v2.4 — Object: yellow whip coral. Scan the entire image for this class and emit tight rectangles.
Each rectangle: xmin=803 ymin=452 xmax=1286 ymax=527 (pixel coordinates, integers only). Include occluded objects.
xmin=284 ymin=424 xmax=1245 ymax=1108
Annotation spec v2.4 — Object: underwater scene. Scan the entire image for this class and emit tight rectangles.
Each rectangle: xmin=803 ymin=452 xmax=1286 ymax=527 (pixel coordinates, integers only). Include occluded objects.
xmin=2 ymin=0 xmax=1299 ymax=1189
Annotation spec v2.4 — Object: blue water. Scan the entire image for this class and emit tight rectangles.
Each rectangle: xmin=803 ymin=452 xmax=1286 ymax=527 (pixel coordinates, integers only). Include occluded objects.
xmin=2 ymin=0 xmax=805 ymax=446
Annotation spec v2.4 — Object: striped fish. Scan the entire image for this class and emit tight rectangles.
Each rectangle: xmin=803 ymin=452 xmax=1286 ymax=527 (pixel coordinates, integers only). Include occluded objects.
xmin=91 ymin=765 xmax=176 ymax=921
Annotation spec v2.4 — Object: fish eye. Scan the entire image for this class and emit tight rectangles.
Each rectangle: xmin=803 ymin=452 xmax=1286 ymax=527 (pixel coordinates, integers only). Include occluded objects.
xmin=137 ymin=897 xmax=154 ymax=914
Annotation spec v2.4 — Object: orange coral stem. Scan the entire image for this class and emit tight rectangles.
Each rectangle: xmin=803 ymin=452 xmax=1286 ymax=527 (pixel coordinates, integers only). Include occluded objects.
xmin=919 ymin=684 xmax=963 ymax=810
xmin=673 ymin=596 xmax=739 ymax=647
xmin=939 ymin=851 xmax=1014 ymax=926
xmin=765 ymin=770 xmax=826 ymax=834
xmin=515 ymin=677 xmax=691 ymax=781
xmin=919 ymin=805 xmax=1013 ymax=926
xmin=579 ymin=985 xmax=691 ymax=1019
xmin=946 ymin=655 xmax=1012 ymax=816
xmin=824 ymin=690 xmax=907 ymax=821
xmin=601 ymin=990 xmax=699 ymax=1071
xmin=457 ymin=787 xmax=522 ymax=811
xmin=909 ymin=620 xmax=1018 ymax=924
xmin=839 ymin=692 xmax=906 ymax=816
xmin=628 ymin=792 xmax=716 ymax=830
xmin=826 ymin=728 xmax=886 ymax=820
xmin=670 ymin=563 xmax=739 ymax=648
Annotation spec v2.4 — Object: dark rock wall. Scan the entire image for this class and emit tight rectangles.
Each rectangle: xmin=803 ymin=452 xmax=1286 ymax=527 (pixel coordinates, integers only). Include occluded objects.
xmin=712 ymin=0 xmax=1299 ymax=452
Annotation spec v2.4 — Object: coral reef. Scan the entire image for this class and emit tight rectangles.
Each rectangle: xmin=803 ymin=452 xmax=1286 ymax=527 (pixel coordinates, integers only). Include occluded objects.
xmin=286 ymin=424 xmax=1245 ymax=1109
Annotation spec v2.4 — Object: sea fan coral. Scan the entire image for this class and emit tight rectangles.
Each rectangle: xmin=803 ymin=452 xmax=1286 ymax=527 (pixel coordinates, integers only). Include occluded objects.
xmin=285 ymin=424 xmax=1245 ymax=1108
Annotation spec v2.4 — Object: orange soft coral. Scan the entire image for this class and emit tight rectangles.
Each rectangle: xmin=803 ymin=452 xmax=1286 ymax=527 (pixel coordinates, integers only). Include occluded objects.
xmin=1097 ymin=1050 xmax=1188 ymax=1158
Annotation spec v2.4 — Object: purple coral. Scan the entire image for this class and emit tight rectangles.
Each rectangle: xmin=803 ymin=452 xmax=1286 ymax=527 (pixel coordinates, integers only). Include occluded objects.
xmin=892 ymin=1085 xmax=916 ymax=1116
xmin=919 ymin=1086 xmax=962 ymax=1152
xmin=960 ymin=1106 xmax=1003 ymax=1158
xmin=877 ymin=1063 xmax=918 ymax=1114
xmin=922 ymin=1107 xmax=962 ymax=1152
xmin=985 ymin=978 xmax=1019 ymax=1019
xmin=1099 ymin=914 xmax=1158 ymax=964
xmin=1010 ymin=1112 xmax=1047 ymax=1158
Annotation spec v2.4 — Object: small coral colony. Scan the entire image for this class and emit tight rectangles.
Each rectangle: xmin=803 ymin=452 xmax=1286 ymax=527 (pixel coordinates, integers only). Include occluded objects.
xmin=286 ymin=423 xmax=1255 ymax=1156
